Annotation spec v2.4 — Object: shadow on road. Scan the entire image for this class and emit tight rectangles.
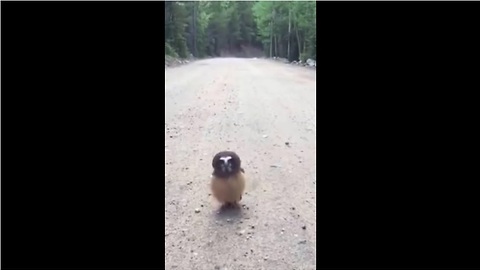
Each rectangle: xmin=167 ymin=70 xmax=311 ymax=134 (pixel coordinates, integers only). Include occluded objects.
xmin=215 ymin=204 xmax=243 ymax=221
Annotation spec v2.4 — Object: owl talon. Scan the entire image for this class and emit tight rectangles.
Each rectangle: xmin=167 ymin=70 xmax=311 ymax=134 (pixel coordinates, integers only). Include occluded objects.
xmin=223 ymin=202 xmax=240 ymax=209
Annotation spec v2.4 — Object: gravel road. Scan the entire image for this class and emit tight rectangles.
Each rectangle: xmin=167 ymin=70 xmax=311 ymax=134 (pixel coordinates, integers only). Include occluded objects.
xmin=165 ymin=58 xmax=316 ymax=270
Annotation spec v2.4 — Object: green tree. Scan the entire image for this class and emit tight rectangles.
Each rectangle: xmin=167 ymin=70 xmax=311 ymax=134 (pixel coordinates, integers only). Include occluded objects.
xmin=164 ymin=1 xmax=316 ymax=61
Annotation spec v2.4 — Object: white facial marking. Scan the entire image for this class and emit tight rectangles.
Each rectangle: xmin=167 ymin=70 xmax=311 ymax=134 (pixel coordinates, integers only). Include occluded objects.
xmin=219 ymin=156 xmax=232 ymax=164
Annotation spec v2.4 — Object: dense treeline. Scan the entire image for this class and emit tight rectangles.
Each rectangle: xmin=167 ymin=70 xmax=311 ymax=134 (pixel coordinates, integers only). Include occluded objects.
xmin=165 ymin=1 xmax=316 ymax=62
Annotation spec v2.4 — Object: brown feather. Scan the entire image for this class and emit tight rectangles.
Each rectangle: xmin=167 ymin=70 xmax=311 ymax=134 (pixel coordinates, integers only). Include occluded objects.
xmin=211 ymin=172 xmax=246 ymax=204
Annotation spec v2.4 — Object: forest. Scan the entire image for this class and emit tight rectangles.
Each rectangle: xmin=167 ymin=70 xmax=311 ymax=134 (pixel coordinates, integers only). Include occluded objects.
xmin=165 ymin=1 xmax=316 ymax=62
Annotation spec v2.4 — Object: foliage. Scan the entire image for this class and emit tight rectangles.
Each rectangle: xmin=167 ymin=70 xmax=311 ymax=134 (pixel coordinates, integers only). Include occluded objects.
xmin=165 ymin=42 xmax=178 ymax=57
xmin=165 ymin=1 xmax=316 ymax=61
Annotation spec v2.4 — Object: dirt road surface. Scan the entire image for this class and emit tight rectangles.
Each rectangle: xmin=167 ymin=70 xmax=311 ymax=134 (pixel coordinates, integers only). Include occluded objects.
xmin=165 ymin=58 xmax=316 ymax=270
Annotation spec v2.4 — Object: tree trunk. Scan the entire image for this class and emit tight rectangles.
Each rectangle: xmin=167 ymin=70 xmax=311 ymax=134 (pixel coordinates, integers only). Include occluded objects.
xmin=269 ymin=28 xmax=273 ymax=57
xmin=192 ymin=3 xmax=198 ymax=57
xmin=277 ymin=35 xmax=279 ymax=57
xmin=296 ymin=26 xmax=301 ymax=61
xmin=287 ymin=8 xmax=291 ymax=60
xmin=278 ymin=39 xmax=281 ymax=58
xmin=292 ymin=12 xmax=301 ymax=61
xmin=269 ymin=9 xmax=274 ymax=58
xmin=303 ymin=37 xmax=307 ymax=60
xmin=272 ymin=35 xmax=275 ymax=57
xmin=274 ymin=35 xmax=277 ymax=57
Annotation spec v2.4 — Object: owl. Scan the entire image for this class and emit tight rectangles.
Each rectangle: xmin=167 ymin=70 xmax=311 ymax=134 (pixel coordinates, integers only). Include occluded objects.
xmin=210 ymin=151 xmax=246 ymax=208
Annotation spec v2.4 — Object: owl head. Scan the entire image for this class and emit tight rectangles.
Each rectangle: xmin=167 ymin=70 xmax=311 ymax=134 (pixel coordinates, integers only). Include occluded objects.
xmin=212 ymin=151 xmax=242 ymax=178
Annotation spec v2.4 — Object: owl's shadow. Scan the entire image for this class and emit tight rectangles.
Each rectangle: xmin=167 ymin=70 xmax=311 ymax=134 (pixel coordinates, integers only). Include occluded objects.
xmin=215 ymin=203 xmax=243 ymax=220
